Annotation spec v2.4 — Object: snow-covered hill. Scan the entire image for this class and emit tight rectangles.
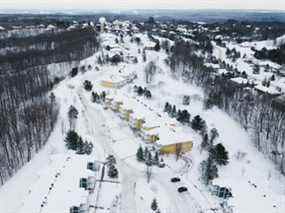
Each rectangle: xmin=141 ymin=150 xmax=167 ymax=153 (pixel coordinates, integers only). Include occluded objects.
xmin=0 ymin=32 xmax=285 ymax=213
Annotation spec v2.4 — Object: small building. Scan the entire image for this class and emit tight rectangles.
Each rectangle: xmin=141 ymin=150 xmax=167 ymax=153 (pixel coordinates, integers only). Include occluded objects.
xmin=101 ymin=80 xmax=124 ymax=88
xmin=141 ymin=126 xmax=160 ymax=143
xmin=129 ymin=115 xmax=145 ymax=130
xmin=254 ymin=84 xmax=282 ymax=97
xmin=87 ymin=162 xmax=100 ymax=172
xmin=159 ymin=141 xmax=193 ymax=155
xmin=209 ymin=184 xmax=233 ymax=199
xmin=87 ymin=176 xmax=96 ymax=191
xmin=79 ymin=178 xmax=87 ymax=189
xmin=70 ymin=203 xmax=88 ymax=213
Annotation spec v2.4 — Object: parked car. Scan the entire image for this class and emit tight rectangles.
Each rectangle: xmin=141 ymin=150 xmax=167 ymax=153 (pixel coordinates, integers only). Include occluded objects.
xmin=171 ymin=177 xmax=181 ymax=183
xmin=177 ymin=186 xmax=188 ymax=193
xmin=70 ymin=206 xmax=79 ymax=213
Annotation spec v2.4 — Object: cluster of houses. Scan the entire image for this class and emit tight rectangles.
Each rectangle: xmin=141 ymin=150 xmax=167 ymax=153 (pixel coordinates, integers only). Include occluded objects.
xmin=101 ymin=70 xmax=137 ymax=89
xmin=103 ymin=94 xmax=193 ymax=155
xmin=97 ymin=17 xmax=139 ymax=34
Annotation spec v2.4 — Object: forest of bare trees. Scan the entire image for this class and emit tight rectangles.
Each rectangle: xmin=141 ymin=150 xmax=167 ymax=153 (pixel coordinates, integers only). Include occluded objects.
xmin=0 ymin=26 xmax=99 ymax=185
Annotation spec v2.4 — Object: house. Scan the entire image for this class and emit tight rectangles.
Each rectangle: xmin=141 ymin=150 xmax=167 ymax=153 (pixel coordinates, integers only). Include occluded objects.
xmin=129 ymin=114 xmax=145 ymax=130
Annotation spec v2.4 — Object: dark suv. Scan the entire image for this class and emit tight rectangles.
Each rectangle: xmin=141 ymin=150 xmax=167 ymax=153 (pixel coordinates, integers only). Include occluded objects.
xmin=171 ymin=177 xmax=181 ymax=183
xmin=177 ymin=186 xmax=188 ymax=193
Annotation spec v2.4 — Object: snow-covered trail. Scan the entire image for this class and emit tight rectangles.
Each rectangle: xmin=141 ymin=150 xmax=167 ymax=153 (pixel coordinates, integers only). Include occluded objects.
xmin=78 ymin=90 xmax=139 ymax=213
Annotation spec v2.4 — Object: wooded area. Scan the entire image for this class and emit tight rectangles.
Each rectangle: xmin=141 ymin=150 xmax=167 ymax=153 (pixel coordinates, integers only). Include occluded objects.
xmin=0 ymin=26 xmax=99 ymax=185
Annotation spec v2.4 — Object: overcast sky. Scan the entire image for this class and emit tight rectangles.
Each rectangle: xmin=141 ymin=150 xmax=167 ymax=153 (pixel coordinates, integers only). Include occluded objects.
xmin=1 ymin=0 xmax=285 ymax=11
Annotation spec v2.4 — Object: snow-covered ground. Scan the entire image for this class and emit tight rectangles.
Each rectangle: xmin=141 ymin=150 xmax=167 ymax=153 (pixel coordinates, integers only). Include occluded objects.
xmin=211 ymin=40 xmax=285 ymax=96
xmin=1 ymin=32 xmax=285 ymax=213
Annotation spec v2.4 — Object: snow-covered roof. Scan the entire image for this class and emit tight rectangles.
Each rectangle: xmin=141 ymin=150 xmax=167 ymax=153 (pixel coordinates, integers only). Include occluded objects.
xmin=47 ymin=24 xmax=56 ymax=29
xmin=205 ymin=63 xmax=220 ymax=69
xmin=255 ymin=84 xmax=282 ymax=95
xmin=230 ymin=77 xmax=248 ymax=85
xmin=107 ymin=91 xmax=193 ymax=146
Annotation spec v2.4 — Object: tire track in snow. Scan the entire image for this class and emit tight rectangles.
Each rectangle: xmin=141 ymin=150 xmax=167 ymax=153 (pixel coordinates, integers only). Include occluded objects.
xmin=77 ymin=91 xmax=138 ymax=213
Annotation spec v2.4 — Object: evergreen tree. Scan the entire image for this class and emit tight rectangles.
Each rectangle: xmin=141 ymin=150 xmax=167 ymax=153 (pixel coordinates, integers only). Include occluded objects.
xmin=171 ymin=105 xmax=177 ymax=118
xmin=253 ymin=64 xmax=260 ymax=74
xmin=209 ymin=128 xmax=219 ymax=145
xmin=146 ymin=152 xmax=152 ymax=166
xmin=142 ymin=49 xmax=147 ymax=62
xmin=83 ymin=80 xmax=93 ymax=91
xmin=179 ymin=110 xmax=190 ymax=123
xmin=226 ymin=48 xmax=231 ymax=56
xmin=68 ymin=105 xmax=78 ymax=119
xmin=100 ymin=91 xmax=106 ymax=102
xmin=137 ymin=86 xmax=144 ymax=96
xmin=154 ymin=152 xmax=159 ymax=165
xmin=210 ymin=143 xmax=229 ymax=166
xmin=154 ymin=42 xmax=160 ymax=51
xmin=145 ymin=90 xmax=152 ymax=99
xmin=65 ymin=130 xmax=79 ymax=150
xmin=151 ymin=198 xmax=158 ymax=211
xmin=108 ymin=165 xmax=119 ymax=178
xmin=136 ymin=146 xmax=144 ymax=162
xmin=191 ymin=115 xmax=206 ymax=132
xmin=201 ymin=157 xmax=218 ymax=185
xmin=70 ymin=67 xmax=78 ymax=77
xmin=201 ymin=133 xmax=209 ymax=150
xmin=91 ymin=92 xmax=100 ymax=103
xmin=76 ymin=137 xmax=85 ymax=154
xmin=176 ymin=110 xmax=182 ymax=122
xmin=97 ymin=55 xmax=103 ymax=65
xmin=164 ymin=102 xmax=171 ymax=113
xmin=144 ymin=147 xmax=149 ymax=159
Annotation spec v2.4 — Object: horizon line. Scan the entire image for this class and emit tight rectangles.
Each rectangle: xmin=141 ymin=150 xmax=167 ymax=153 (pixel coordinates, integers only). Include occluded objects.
xmin=0 ymin=8 xmax=285 ymax=13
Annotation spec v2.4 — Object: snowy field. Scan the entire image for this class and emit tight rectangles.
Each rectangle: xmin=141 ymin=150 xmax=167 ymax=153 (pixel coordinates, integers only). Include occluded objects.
xmin=0 ymin=32 xmax=285 ymax=213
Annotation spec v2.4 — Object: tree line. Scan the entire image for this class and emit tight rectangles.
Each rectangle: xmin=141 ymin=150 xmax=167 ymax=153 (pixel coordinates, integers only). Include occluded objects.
xmin=0 ymin=26 xmax=100 ymax=185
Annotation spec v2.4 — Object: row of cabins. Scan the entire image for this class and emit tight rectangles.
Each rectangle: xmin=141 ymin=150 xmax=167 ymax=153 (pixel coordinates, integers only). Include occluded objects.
xmin=104 ymin=96 xmax=193 ymax=155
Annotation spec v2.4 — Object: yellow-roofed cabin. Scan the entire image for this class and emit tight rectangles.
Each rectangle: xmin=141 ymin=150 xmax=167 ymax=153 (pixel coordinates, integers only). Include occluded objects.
xmin=101 ymin=80 xmax=115 ymax=88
